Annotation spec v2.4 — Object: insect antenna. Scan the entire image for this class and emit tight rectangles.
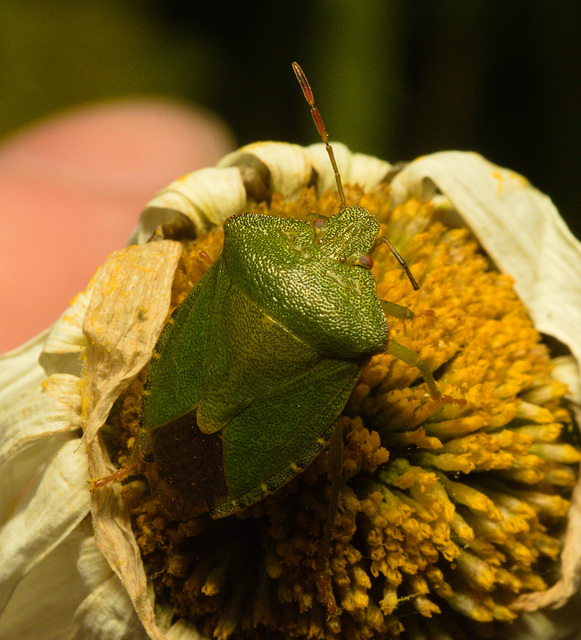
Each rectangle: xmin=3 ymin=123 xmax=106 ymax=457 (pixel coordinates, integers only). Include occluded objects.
xmin=292 ymin=62 xmax=347 ymax=210
xmin=293 ymin=62 xmax=418 ymax=291
xmin=374 ymin=237 xmax=419 ymax=290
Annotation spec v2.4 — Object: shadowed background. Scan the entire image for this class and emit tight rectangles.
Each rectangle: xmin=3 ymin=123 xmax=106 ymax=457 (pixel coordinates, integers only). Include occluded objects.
xmin=1 ymin=0 xmax=579 ymax=349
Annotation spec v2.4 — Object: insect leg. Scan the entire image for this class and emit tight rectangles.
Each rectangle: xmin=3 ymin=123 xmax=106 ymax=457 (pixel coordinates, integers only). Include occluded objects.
xmin=380 ymin=298 xmax=415 ymax=321
xmin=387 ymin=339 xmax=441 ymax=399
xmin=90 ymin=439 xmax=141 ymax=490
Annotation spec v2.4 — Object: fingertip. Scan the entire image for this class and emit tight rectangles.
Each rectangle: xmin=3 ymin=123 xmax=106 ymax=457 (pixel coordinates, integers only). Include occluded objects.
xmin=0 ymin=98 xmax=236 ymax=353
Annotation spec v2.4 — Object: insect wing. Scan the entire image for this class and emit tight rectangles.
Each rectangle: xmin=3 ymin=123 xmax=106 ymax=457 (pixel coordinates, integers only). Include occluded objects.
xmin=140 ymin=255 xmax=229 ymax=438
xmin=212 ymin=355 xmax=361 ymax=517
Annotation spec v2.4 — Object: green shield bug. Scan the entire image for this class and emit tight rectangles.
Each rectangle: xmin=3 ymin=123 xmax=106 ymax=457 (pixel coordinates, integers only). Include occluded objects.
xmin=139 ymin=62 xmax=441 ymax=522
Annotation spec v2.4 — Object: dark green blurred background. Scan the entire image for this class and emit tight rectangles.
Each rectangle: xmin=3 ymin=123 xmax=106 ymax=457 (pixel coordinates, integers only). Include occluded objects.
xmin=1 ymin=0 xmax=579 ymax=237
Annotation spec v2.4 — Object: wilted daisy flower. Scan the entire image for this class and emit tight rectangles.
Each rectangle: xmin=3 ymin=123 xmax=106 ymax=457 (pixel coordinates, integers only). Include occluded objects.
xmin=0 ymin=142 xmax=580 ymax=640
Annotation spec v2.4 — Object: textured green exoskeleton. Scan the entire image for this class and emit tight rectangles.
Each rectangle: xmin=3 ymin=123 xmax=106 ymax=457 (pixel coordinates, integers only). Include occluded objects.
xmin=140 ymin=63 xmax=439 ymax=521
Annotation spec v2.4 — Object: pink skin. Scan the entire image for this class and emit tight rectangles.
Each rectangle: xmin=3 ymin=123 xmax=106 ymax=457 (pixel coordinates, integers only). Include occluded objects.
xmin=0 ymin=99 xmax=235 ymax=353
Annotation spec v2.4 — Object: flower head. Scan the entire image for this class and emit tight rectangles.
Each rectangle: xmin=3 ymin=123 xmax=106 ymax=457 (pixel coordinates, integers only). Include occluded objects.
xmin=112 ymin=180 xmax=579 ymax=640
xmin=0 ymin=143 xmax=580 ymax=640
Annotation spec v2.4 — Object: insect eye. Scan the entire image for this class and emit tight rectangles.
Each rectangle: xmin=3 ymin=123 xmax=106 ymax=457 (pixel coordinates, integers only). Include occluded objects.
xmin=356 ymin=254 xmax=374 ymax=270
xmin=309 ymin=216 xmax=328 ymax=245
